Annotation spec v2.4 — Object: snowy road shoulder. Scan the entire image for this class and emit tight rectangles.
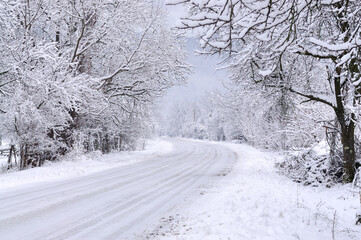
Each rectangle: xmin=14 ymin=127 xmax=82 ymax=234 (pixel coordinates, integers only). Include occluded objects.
xmin=139 ymin=141 xmax=360 ymax=240
xmin=0 ymin=138 xmax=173 ymax=191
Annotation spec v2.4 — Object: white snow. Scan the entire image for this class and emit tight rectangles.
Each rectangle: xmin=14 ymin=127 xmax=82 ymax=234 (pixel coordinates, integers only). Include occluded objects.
xmin=1 ymin=138 xmax=360 ymax=240
xmin=0 ymin=138 xmax=235 ymax=240
xmin=309 ymin=37 xmax=359 ymax=52
xmin=0 ymin=138 xmax=173 ymax=191
xmin=259 ymin=69 xmax=273 ymax=76
xmin=139 ymin=141 xmax=361 ymax=240
xmin=0 ymin=156 xmax=7 ymax=170
xmin=311 ymin=140 xmax=329 ymax=156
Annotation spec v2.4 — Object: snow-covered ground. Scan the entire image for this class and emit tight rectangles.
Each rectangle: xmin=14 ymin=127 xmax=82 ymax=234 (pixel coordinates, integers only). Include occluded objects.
xmin=139 ymin=140 xmax=361 ymax=240
xmin=0 ymin=138 xmax=173 ymax=191
xmin=0 ymin=138 xmax=235 ymax=239
xmin=1 ymin=138 xmax=360 ymax=240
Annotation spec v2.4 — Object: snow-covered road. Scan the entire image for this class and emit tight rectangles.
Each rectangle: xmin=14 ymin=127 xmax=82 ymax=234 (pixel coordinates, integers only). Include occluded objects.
xmin=0 ymin=139 xmax=236 ymax=240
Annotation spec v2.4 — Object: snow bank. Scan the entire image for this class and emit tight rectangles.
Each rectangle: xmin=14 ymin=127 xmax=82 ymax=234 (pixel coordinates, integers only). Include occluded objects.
xmin=0 ymin=138 xmax=173 ymax=191
xmin=141 ymin=141 xmax=360 ymax=240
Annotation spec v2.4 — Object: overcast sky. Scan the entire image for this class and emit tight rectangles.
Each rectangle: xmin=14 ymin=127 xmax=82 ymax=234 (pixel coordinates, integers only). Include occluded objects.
xmin=158 ymin=2 xmax=228 ymax=108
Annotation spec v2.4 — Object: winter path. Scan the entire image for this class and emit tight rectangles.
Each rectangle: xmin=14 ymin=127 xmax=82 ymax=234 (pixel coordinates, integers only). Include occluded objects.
xmin=139 ymin=142 xmax=360 ymax=240
xmin=0 ymin=138 xmax=236 ymax=240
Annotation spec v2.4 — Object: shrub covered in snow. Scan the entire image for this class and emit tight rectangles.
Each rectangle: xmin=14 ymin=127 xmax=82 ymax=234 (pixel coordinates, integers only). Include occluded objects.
xmin=276 ymin=141 xmax=343 ymax=187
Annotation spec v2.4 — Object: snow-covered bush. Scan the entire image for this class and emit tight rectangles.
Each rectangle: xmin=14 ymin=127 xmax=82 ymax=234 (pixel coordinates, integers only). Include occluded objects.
xmin=276 ymin=141 xmax=343 ymax=187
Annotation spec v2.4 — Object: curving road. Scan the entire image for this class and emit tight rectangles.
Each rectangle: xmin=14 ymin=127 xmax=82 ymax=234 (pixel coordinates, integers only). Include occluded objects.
xmin=0 ymin=138 xmax=236 ymax=240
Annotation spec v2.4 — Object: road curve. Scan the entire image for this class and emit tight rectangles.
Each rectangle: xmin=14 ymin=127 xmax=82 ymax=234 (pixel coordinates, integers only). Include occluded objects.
xmin=0 ymin=138 xmax=236 ymax=240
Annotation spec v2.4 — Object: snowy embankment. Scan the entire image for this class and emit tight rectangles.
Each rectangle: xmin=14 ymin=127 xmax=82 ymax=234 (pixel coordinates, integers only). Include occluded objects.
xmin=141 ymin=141 xmax=360 ymax=240
xmin=0 ymin=139 xmax=173 ymax=191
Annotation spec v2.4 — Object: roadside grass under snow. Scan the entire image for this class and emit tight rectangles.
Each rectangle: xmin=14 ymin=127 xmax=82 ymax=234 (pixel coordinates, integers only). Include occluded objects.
xmin=140 ymin=140 xmax=361 ymax=240
xmin=0 ymin=139 xmax=173 ymax=191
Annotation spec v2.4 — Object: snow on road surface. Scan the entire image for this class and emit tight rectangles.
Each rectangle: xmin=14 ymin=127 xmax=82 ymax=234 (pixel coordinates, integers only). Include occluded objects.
xmin=0 ymin=138 xmax=173 ymax=190
xmin=1 ymin=138 xmax=359 ymax=240
xmin=139 ymin=141 xmax=360 ymax=240
xmin=0 ymin=138 xmax=236 ymax=240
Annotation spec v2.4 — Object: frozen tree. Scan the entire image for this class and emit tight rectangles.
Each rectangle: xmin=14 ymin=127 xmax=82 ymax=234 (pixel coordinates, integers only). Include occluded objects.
xmin=161 ymin=100 xmax=208 ymax=139
xmin=207 ymin=81 xmax=331 ymax=149
xmin=0 ymin=0 xmax=189 ymax=169
xmin=169 ymin=0 xmax=361 ymax=182
xmin=163 ymin=101 xmax=188 ymax=137
xmin=61 ymin=0 xmax=189 ymax=153
xmin=0 ymin=0 xmax=102 ymax=168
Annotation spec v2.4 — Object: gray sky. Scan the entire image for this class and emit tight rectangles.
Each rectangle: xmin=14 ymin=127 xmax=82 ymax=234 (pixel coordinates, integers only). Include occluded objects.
xmin=159 ymin=2 xmax=228 ymax=107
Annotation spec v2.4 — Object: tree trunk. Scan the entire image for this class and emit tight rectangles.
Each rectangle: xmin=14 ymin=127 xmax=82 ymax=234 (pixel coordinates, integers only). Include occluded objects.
xmin=20 ymin=144 xmax=28 ymax=170
xmin=340 ymin=120 xmax=356 ymax=183
xmin=102 ymin=133 xmax=110 ymax=154
xmin=7 ymin=145 xmax=15 ymax=170
xmin=334 ymin=63 xmax=356 ymax=183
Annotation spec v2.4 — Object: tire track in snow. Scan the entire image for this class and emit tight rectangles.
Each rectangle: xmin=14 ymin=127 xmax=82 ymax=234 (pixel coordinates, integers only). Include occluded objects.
xmin=0 ymin=139 xmax=235 ymax=240
xmin=0 ymin=143 xmax=200 ymax=226
xmin=0 ymin=142 xmax=197 ymax=203
xmin=0 ymin=143 xmax=197 ymax=214
xmin=42 ymin=145 xmax=218 ymax=240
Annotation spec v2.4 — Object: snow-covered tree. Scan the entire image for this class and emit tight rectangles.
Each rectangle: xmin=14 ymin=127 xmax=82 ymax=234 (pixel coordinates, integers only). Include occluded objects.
xmin=0 ymin=0 xmax=189 ymax=169
xmin=206 ymin=81 xmax=331 ymax=149
xmin=0 ymin=0 xmax=102 ymax=167
xmin=169 ymin=0 xmax=361 ymax=182
xmin=161 ymin=100 xmax=208 ymax=139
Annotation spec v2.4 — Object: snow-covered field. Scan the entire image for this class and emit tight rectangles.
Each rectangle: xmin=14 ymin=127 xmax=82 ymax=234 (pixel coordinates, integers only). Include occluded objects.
xmin=139 ymin=140 xmax=361 ymax=240
xmin=0 ymin=138 xmax=173 ymax=191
